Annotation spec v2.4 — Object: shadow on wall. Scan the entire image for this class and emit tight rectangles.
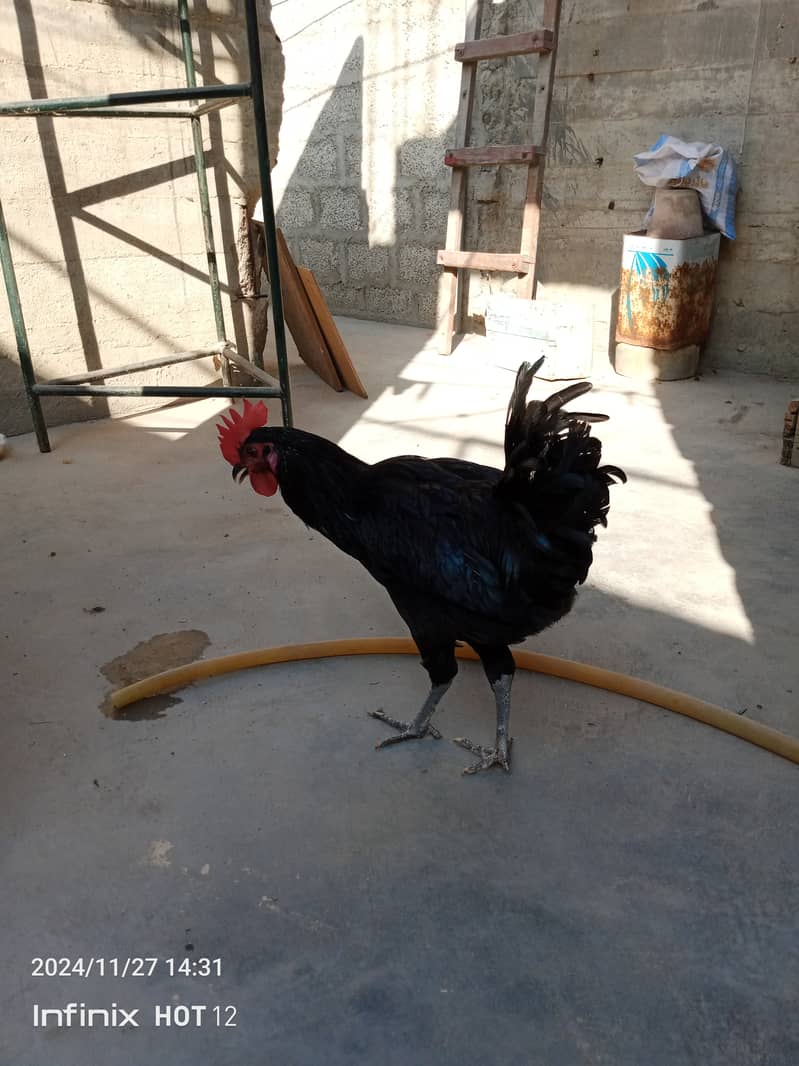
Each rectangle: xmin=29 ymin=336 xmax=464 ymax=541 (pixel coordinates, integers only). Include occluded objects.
xmin=6 ymin=0 xmax=110 ymax=429
xmin=106 ymin=0 xmax=285 ymax=365
xmin=276 ymin=37 xmax=456 ymax=332
xmin=273 ymin=2 xmax=579 ymax=344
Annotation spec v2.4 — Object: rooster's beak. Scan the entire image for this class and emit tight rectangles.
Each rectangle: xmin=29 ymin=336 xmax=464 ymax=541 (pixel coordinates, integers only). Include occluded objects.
xmin=231 ymin=463 xmax=248 ymax=484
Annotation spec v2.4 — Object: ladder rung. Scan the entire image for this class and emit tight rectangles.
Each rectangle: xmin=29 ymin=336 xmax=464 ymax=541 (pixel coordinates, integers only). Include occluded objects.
xmin=437 ymin=250 xmax=532 ymax=273
xmin=454 ymin=30 xmax=554 ymax=63
xmin=444 ymin=145 xmax=539 ymax=167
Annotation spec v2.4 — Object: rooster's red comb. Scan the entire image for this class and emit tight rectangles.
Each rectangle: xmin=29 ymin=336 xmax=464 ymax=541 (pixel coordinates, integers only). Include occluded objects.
xmin=216 ymin=399 xmax=268 ymax=465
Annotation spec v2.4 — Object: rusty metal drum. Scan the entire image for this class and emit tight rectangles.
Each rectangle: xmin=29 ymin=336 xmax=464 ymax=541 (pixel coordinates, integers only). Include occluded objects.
xmin=616 ymin=231 xmax=721 ymax=351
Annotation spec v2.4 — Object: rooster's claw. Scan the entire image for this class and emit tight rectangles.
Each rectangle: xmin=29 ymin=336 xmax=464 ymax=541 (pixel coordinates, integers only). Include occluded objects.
xmin=368 ymin=708 xmax=442 ymax=745
xmin=453 ymin=736 xmax=513 ymax=774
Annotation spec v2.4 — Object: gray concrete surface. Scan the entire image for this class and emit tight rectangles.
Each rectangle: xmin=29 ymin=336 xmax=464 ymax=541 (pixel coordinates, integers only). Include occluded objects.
xmin=2 ymin=318 xmax=799 ymax=1065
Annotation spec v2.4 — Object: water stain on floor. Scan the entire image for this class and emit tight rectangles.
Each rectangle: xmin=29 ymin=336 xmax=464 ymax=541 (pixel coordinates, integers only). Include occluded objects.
xmin=100 ymin=629 xmax=210 ymax=720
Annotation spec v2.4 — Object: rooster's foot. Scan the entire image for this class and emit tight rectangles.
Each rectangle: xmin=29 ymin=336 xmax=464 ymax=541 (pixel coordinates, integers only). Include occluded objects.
xmin=368 ymin=708 xmax=442 ymax=747
xmin=453 ymin=736 xmax=513 ymax=775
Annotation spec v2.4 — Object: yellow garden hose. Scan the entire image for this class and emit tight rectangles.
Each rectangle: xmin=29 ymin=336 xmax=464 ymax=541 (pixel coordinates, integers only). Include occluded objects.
xmin=109 ymin=635 xmax=796 ymax=763
xmin=110 ymin=637 xmax=799 ymax=766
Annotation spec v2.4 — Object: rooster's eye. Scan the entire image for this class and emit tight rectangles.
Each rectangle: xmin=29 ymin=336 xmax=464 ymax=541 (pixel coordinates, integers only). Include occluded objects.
xmin=245 ymin=444 xmax=259 ymax=458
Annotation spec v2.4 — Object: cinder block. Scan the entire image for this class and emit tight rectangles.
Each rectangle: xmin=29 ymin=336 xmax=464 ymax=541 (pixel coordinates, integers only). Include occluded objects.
xmin=276 ymin=190 xmax=315 ymax=229
xmin=399 ymin=137 xmax=448 ymax=179
xmin=398 ymin=244 xmax=438 ymax=283
xmin=347 ymin=244 xmax=389 ymax=284
xmin=323 ymin=284 xmax=367 ymax=315
xmin=319 ymin=189 xmax=361 ymax=231
xmin=343 ymin=136 xmax=363 ymax=179
xmin=416 ymin=290 xmax=438 ymax=327
xmin=310 ymin=85 xmax=361 ymax=133
xmin=422 ymin=191 xmax=450 ymax=234
xmin=365 ymin=287 xmax=416 ymax=321
xmin=395 ymin=189 xmax=416 ymax=231
xmin=297 ymin=239 xmax=341 ymax=283
xmin=294 ymin=139 xmax=338 ymax=180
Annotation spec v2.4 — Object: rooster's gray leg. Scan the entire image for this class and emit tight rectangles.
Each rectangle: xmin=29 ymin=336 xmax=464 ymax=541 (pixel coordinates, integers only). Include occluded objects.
xmin=454 ymin=669 xmax=514 ymax=774
xmin=369 ymin=681 xmax=451 ymax=747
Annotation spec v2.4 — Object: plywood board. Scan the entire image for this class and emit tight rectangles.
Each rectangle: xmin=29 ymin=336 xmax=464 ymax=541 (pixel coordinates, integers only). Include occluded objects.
xmin=275 ymin=229 xmax=342 ymax=392
xmin=297 ymin=267 xmax=368 ymax=399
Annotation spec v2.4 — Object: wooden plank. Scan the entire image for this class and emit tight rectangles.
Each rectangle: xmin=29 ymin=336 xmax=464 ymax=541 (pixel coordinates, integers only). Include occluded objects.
xmin=437 ymin=250 xmax=531 ymax=272
xmin=454 ymin=30 xmax=553 ymax=62
xmin=436 ymin=0 xmax=482 ymax=356
xmin=445 ymin=145 xmax=539 ymax=167
xmin=519 ymin=0 xmax=562 ymax=300
xmin=275 ymin=229 xmax=343 ymax=393
xmin=297 ymin=267 xmax=368 ymax=399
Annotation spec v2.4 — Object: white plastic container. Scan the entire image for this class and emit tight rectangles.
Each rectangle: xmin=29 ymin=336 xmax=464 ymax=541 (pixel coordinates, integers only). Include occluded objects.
xmin=485 ymin=295 xmax=593 ymax=380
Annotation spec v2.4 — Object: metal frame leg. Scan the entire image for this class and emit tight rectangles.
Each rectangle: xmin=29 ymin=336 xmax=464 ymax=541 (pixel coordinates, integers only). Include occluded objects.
xmin=244 ymin=0 xmax=293 ymax=428
xmin=178 ymin=0 xmax=230 ymax=385
xmin=0 ymin=196 xmax=50 ymax=452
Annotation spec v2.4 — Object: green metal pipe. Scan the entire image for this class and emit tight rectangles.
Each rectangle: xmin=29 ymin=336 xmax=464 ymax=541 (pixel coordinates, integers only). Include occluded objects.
xmin=0 ymin=197 xmax=50 ymax=452
xmin=0 ymin=84 xmax=250 ymax=116
xmin=49 ymin=344 xmax=228 ymax=384
xmin=16 ymin=109 xmax=198 ymax=119
xmin=33 ymin=384 xmax=282 ymax=399
xmin=178 ymin=0 xmax=228 ymax=371
xmin=243 ymin=0 xmax=293 ymax=428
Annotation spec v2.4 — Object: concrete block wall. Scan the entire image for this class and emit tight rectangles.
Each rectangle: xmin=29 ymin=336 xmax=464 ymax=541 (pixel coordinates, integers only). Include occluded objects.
xmin=270 ymin=0 xmax=463 ymax=328
xmin=538 ymin=0 xmax=798 ymax=377
xmin=0 ymin=0 xmax=283 ymax=435
xmin=272 ymin=0 xmax=797 ymax=377
xmin=2 ymin=0 xmax=796 ymax=439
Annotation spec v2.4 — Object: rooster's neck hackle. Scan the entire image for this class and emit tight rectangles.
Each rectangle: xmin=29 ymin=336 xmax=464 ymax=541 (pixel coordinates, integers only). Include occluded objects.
xmin=275 ymin=429 xmax=368 ymax=541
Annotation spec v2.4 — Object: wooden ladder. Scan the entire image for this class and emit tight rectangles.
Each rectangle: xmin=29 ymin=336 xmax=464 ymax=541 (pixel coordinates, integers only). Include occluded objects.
xmin=437 ymin=0 xmax=562 ymax=355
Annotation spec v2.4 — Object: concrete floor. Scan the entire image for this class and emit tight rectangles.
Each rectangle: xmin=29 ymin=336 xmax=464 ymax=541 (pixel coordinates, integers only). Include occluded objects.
xmin=2 ymin=319 xmax=798 ymax=1065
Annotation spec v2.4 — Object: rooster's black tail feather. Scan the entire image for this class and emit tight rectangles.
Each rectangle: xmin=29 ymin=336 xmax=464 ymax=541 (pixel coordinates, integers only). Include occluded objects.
xmin=499 ymin=360 xmax=626 ymax=583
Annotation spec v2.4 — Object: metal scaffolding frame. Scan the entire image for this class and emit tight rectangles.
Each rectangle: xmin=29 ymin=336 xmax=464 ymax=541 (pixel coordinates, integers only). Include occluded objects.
xmin=0 ymin=0 xmax=292 ymax=453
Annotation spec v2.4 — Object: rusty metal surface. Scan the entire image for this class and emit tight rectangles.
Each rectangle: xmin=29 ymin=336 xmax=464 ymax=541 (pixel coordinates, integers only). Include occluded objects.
xmin=616 ymin=257 xmax=719 ymax=351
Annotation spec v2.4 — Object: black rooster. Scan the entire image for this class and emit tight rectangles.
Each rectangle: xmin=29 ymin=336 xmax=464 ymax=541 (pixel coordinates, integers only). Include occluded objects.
xmin=218 ymin=359 xmax=625 ymax=774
